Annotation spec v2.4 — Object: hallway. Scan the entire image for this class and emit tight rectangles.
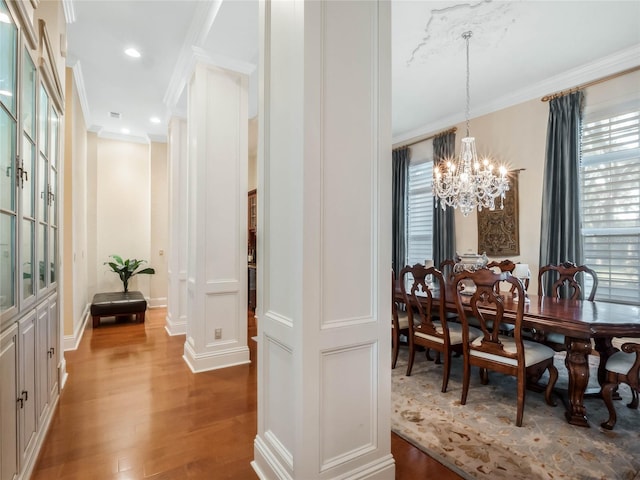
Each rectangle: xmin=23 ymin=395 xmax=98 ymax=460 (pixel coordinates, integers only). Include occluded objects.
xmin=31 ymin=308 xmax=456 ymax=479
xmin=32 ymin=309 xmax=257 ymax=479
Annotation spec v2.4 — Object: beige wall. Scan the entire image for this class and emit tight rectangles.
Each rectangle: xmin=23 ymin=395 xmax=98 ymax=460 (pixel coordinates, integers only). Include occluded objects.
xmin=402 ymin=70 xmax=640 ymax=295
xmin=62 ymin=79 xmax=170 ymax=339
xmin=248 ymin=116 xmax=258 ymax=191
xmin=86 ymin=131 xmax=98 ymax=299
xmin=95 ymin=139 xmax=151 ymax=295
xmin=150 ymin=142 xmax=168 ymax=306
xmin=62 ymin=67 xmax=90 ymax=339
xmin=453 ymin=97 xmax=548 ymax=294
xmin=90 ymin=137 xmax=168 ymax=303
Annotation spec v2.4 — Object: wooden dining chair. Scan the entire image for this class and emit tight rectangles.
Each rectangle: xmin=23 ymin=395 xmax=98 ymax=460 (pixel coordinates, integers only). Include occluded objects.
xmin=462 ymin=259 xmax=519 ymax=336
xmin=537 ymin=262 xmax=598 ymax=301
xmin=487 ymin=259 xmax=516 ymax=273
xmin=487 ymin=259 xmax=518 ymax=293
xmin=454 ymin=268 xmax=558 ymax=427
xmin=401 ymin=264 xmax=482 ymax=392
xmin=438 ymin=257 xmax=459 ymax=284
xmin=392 ymin=270 xmax=410 ymax=369
xmin=537 ymin=262 xmax=599 ymax=349
xmin=601 ymin=341 xmax=640 ymax=430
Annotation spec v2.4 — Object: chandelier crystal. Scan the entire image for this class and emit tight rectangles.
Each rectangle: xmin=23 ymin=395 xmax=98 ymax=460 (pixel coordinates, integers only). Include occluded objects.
xmin=433 ymin=31 xmax=509 ymax=217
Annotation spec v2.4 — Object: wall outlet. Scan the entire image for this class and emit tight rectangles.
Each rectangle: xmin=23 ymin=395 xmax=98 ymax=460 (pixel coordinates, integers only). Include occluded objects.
xmin=214 ymin=328 xmax=222 ymax=340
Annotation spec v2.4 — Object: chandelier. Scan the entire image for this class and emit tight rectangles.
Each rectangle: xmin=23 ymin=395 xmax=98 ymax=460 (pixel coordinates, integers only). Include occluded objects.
xmin=433 ymin=31 xmax=509 ymax=217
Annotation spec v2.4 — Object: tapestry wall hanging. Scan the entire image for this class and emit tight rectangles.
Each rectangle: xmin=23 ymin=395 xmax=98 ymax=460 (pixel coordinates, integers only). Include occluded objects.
xmin=477 ymin=171 xmax=519 ymax=256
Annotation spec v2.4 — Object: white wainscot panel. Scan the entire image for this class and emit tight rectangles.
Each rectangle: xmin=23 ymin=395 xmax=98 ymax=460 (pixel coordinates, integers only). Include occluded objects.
xmin=204 ymin=290 xmax=238 ymax=345
xmin=320 ymin=342 xmax=376 ymax=471
xmin=321 ymin=3 xmax=375 ymax=327
xmin=264 ymin=335 xmax=294 ymax=469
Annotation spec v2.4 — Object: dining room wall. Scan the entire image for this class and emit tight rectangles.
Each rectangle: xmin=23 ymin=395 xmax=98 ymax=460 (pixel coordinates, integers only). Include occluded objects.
xmin=452 ymin=96 xmax=548 ymax=294
xmin=402 ymin=69 xmax=640 ymax=296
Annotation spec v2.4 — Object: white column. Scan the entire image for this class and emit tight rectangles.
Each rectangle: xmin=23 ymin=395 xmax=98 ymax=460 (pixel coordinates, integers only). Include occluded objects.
xmin=166 ymin=117 xmax=188 ymax=335
xmin=253 ymin=1 xmax=393 ymax=479
xmin=183 ymin=63 xmax=250 ymax=372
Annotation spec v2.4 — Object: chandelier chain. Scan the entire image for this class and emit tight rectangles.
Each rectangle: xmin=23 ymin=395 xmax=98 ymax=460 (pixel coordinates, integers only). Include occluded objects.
xmin=464 ymin=31 xmax=471 ymax=138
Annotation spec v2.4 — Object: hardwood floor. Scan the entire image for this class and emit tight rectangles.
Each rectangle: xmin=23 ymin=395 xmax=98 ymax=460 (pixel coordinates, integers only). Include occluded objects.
xmin=31 ymin=308 xmax=461 ymax=479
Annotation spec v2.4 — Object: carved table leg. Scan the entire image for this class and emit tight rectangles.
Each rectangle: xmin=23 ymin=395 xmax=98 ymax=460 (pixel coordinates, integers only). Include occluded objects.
xmin=564 ymin=337 xmax=592 ymax=427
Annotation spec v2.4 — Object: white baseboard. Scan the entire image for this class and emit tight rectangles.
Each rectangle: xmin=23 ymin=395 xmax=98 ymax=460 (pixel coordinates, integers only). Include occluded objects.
xmin=59 ymin=357 xmax=68 ymax=389
xmin=183 ymin=342 xmax=250 ymax=373
xmin=148 ymin=297 xmax=167 ymax=308
xmin=165 ymin=313 xmax=186 ymax=336
xmin=63 ymin=303 xmax=90 ymax=351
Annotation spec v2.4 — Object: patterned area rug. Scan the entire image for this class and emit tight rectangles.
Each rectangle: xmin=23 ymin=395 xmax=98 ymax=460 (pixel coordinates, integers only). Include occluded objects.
xmin=391 ymin=348 xmax=640 ymax=479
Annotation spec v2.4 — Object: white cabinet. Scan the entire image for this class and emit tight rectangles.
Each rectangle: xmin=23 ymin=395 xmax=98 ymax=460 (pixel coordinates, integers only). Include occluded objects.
xmin=17 ymin=312 xmax=37 ymax=467
xmin=0 ymin=324 xmax=18 ymax=480
xmin=35 ymin=304 xmax=48 ymax=426
xmin=0 ymin=292 xmax=58 ymax=480
xmin=35 ymin=293 xmax=57 ymax=426
xmin=46 ymin=294 xmax=58 ymax=403
xmin=0 ymin=2 xmax=62 ymax=479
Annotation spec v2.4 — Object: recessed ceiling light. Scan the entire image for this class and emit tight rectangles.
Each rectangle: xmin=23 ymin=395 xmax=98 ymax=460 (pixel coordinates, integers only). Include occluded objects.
xmin=0 ymin=90 xmax=13 ymax=97
xmin=0 ymin=12 xmax=11 ymax=24
xmin=124 ymin=47 xmax=141 ymax=58
xmin=150 ymin=117 xmax=161 ymax=124
xmin=121 ymin=128 xmax=130 ymax=134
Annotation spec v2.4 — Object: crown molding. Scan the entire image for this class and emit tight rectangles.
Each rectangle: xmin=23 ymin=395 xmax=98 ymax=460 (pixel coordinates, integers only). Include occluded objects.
xmin=62 ymin=0 xmax=76 ymax=24
xmin=191 ymin=47 xmax=257 ymax=76
xmin=392 ymin=44 xmax=640 ymax=146
xmin=163 ymin=0 xmax=224 ymax=109
xmin=97 ymin=130 xmax=150 ymax=145
xmin=148 ymin=133 xmax=168 ymax=144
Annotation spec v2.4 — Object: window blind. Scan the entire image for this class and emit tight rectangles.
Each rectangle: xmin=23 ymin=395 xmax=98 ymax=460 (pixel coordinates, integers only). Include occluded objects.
xmin=407 ymin=159 xmax=433 ymax=267
xmin=581 ymin=108 xmax=640 ymax=305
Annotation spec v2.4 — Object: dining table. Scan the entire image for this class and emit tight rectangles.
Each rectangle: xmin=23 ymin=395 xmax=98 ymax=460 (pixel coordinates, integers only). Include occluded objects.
xmin=395 ymin=281 xmax=640 ymax=427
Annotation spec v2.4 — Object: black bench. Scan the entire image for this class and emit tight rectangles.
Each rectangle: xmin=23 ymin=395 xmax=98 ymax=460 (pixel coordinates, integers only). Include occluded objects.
xmin=91 ymin=291 xmax=147 ymax=327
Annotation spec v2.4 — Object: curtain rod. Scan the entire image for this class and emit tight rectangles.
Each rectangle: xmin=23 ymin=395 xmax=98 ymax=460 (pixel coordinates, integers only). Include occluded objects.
xmin=541 ymin=65 xmax=640 ymax=102
xmin=394 ymin=127 xmax=457 ymax=149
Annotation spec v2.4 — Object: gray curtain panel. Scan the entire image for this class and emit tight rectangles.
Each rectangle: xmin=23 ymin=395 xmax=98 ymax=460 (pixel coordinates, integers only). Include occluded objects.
xmin=539 ymin=91 xmax=584 ymax=298
xmin=433 ymin=132 xmax=457 ymax=268
xmin=392 ymin=147 xmax=409 ymax=277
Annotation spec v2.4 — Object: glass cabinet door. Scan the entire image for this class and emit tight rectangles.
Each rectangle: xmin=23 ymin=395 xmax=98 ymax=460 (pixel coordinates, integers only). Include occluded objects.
xmin=0 ymin=214 xmax=15 ymax=312
xmin=38 ymin=153 xmax=46 ymax=222
xmin=0 ymin=110 xmax=15 ymax=214
xmin=37 ymin=222 xmax=46 ymax=291
xmin=0 ymin=0 xmax=17 ymax=115
xmin=38 ymin=84 xmax=48 ymax=156
xmin=20 ymin=48 xmax=36 ymax=302
xmin=22 ymin=220 xmax=33 ymax=298
xmin=1 ymin=3 xmax=60 ymax=319
xmin=0 ymin=0 xmax=17 ymax=315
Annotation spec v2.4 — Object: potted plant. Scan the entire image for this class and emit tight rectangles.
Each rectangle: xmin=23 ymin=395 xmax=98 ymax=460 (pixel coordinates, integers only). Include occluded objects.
xmin=104 ymin=255 xmax=155 ymax=293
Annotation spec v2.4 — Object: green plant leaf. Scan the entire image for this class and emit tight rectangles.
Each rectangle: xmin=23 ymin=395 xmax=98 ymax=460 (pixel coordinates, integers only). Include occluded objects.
xmin=104 ymin=255 xmax=155 ymax=292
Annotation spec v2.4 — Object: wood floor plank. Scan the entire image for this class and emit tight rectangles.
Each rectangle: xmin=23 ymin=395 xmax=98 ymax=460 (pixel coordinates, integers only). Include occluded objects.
xmin=31 ymin=308 xmax=460 ymax=479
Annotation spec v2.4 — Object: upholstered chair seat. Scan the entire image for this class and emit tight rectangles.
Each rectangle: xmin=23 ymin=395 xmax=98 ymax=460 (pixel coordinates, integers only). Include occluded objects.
xmin=415 ymin=321 xmax=482 ymax=346
xmin=601 ymin=342 xmax=640 ymax=430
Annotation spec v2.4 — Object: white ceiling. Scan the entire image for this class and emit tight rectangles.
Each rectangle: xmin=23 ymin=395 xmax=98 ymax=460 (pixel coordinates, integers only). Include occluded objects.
xmin=65 ymin=0 xmax=640 ymax=145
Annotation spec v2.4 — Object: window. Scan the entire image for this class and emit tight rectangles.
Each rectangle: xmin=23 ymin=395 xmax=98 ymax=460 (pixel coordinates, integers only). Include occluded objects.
xmin=581 ymin=104 xmax=640 ymax=305
xmin=406 ymin=157 xmax=433 ymax=267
